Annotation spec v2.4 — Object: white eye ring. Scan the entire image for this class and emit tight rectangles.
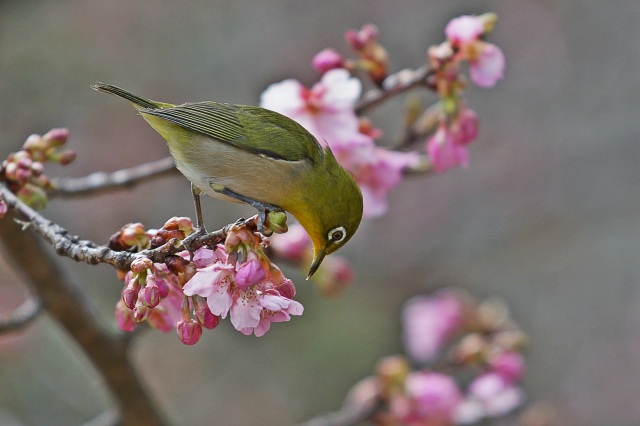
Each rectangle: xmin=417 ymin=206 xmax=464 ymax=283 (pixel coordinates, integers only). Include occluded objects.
xmin=328 ymin=226 xmax=347 ymax=244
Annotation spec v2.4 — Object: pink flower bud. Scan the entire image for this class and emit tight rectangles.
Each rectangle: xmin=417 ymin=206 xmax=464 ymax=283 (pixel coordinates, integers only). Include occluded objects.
xmin=192 ymin=296 xmax=220 ymax=330
xmin=401 ymin=372 xmax=463 ymax=423
xmin=445 ymin=15 xmax=485 ymax=46
xmin=122 ymin=276 xmax=141 ymax=309
xmin=54 ymin=150 xmax=77 ymax=166
xmin=138 ymin=282 xmax=161 ymax=308
xmin=115 ymin=300 xmax=136 ymax=332
xmin=469 ymin=42 xmax=505 ymax=88
xmin=42 ymin=128 xmax=70 ymax=148
xmin=3 ymin=162 xmax=19 ymax=181
xmin=235 ymin=259 xmax=266 ymax=290
xmin=133 ymin=300 xmax=151 ymax=321
xmin=131 ymin=257 xmax=153 ymax=273
xmin=22 ymin=134 xmax=45 ymax=151
xmin=312 ymin=48 xmax=345 ymax=74
xmin=119 ymin=223 xmax=149 ymax=249
xmin=154 ymin=276 xmax=170 ymax=298
xmin=0 ymin=198 xmax=7 ymax=218
xmin=346 ymin=23 xmax=379 ymax=50
xmin=275 ymin=278 xmax=296 ymax=300
xmin=176 ymin=319 xmax=202 ymax=345
xmin=489 ymin=351 xmax=525 ymax=383
xmin=455 ymin=107 xmax=479 ymax=146
xmin=17 ymin=184 xmax=48 ymax=210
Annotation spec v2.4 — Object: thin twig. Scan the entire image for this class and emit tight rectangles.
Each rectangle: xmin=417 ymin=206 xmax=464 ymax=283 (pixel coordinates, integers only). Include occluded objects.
xmin=50 ymin=156 xmax=177 ymax=198
xmin=355 ymin=66 xmax=432 ymax=115
xmin=0 ymin=296 xmax=42 ymax=333
xmin=295 ymin=401 xmax=380 ymax=426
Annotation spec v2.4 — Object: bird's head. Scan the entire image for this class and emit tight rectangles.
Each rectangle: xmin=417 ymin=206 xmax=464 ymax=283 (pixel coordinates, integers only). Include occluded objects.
xmin=296 ymin=155 xmax=363 ymax=279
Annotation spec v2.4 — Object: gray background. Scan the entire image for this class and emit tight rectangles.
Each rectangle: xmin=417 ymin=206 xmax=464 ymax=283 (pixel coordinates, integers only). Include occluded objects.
xmin=0 ymin=1 xmax=638 ymax=425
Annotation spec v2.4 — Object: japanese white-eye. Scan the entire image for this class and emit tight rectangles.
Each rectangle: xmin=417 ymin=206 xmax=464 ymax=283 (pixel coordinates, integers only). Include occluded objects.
xmin=91 ymin=83 xmax=363 ymax=278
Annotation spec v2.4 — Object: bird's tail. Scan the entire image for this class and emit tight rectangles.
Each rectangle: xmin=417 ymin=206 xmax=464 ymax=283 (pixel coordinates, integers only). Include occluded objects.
xmin=91 ymin=82 xmax=161 ymax=110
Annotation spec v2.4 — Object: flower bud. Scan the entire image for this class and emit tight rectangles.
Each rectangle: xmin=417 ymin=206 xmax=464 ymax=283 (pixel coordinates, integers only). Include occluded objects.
xmin=122 ymin=276 xmax=141 ymax=309
xmin=176 ymin=319 xmax=202 ymax=345
xmin=312 ymin=48 xmax=345 ymax=74
xmin=235 ymin=258 xmax=266 ymax=290
xmin=192 ymin=295 xmax=220 ymax=330
xmin=0 ymin=197 xmax=7 ymax=219
xmin=489 ymin=351 xmax=525 ymax=383
xmin=265 ymin=210 xmax=288 ymax=234
xmin=42 ymin=128 xmax=70 ymax=148
xmin=115 ymin=300 xmax=136 ymax=332
xmin=139 ymin=281 xmax=161 ymax=308
xmin=376 ymin=355 xmax=410 ymax=397
xmin=131 ymin=257 xmax=153 ymax=273
xmin=17 ymin=184 xmax=48 ymax=210
xmin=23 ymin=134 xmax=45 ymax=152
xmin=133 ymin=300 xmax=151 ymax=322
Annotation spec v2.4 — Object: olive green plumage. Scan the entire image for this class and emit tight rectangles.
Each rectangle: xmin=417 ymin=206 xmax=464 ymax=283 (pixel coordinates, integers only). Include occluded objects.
xmin=91 ymin=82 xmax=363 ymax=277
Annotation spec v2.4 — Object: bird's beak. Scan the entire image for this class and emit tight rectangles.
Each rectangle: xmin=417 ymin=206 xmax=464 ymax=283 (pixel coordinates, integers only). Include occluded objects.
xmin=307 ymin=248 xmax=326 ymax=280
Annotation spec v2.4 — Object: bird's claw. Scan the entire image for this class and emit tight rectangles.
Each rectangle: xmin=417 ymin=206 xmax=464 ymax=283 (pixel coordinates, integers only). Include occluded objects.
xmin=182 ymin=225 xmax=208 ymax=253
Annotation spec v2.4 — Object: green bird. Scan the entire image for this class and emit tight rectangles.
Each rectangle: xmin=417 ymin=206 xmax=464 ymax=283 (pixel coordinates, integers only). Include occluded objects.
xmin=91 ymin=83 xmax=363 ymax=278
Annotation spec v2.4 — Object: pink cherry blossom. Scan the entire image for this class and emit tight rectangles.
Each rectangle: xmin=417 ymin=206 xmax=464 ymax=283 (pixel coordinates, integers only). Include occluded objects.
xmin=402 ymin=290 xmax=464 ymax=363
xmin=445 ymin=15 xmax=485 ymax=45
xmin=489 ymin=351 xmax=525 ymax=383
xmin=260 ymin=68 xmax=362 ymax=147
xmin=332 ymin=132 xmax=419 ymax=216
xmin=229 ymin=288 xmax=263 ymax=331
xmin=469 ymin=42 xmax=505 ymax=88
xmin=147 ymin=284 xmax=183 ymax=332
xmin=312 ymin=48 xmax=345 ymax=74
xmin=269 ymin=223 xmax=312 ymax=262
xmin=115 ymin=300 xmax=136 ymax=332
xmin=459 ymin=372 xmax=525 ymax=420
xmin=234 ymin=257 xmax=266 ymax=290
xmin=393 ymin=371 xmax=463 ymax=424
xmin=183 ymin=262 xmax=235 ymax=318
xmin=0 ymin=197 xmax=7 ymax=218
xmin=239 ymin=288 xmax=304 ymax=337
xmin=427 ymin=124 xmax=469 ymax=173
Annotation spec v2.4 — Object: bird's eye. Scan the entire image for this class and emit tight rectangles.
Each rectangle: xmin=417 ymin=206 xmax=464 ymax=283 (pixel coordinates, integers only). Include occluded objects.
xmin=328 ymin=226 xmax=346 ymax=243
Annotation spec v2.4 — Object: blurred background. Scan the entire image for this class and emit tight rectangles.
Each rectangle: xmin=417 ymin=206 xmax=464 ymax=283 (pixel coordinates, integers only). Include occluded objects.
xmin=0 ymin=0 xmax=639 ymax=425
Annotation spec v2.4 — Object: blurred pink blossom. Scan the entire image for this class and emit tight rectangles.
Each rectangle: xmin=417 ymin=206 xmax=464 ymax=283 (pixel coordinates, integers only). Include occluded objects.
xmin=489 ymin=351 xmax=525 ymax=383
xmin=402 ymin=290 xmax=464 ymax=363
xmin=445 ymin=15 xmax=485 ymax=45
xmin=427 ymin=123 xmax=470 ymax=173
xmin=260 ymin=68 xmax=362 ymax=147
xmin=269 ymin=223 xmax=312 ymax=262
xmin=392 ymin=371 xmax=463 ymax=424
xmin=455 ymin=372 xmax=525 ymax=423
xmin=312 ymin=48 xmax=345 ymax=74
xmin=469 ymin=42 xmax=505 ymax=88
xmin=332 ymin=133 xmax=419 ymax=216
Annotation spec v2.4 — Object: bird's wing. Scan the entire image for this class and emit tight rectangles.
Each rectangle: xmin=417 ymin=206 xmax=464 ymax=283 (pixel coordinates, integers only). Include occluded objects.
xmin=140 ymin=102 xmax=323 ymax=163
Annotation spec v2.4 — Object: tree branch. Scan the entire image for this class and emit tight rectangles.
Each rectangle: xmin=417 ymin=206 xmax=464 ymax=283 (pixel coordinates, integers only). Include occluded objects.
xmin=50 ymin=156 xmax=177 ymax=198
xmin=0 ymin=296 xmax=42 ymax=334
xmin=0 ymin=183 xmax=233 ymax=270
xmin=355 ymin=66 xmax=432 ymax=115
xmin=0 ymin=211 xmax=166 ymax=426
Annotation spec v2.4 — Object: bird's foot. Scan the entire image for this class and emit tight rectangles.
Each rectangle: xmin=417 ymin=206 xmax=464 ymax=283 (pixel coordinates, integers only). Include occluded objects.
xmin=182 ymin=225 xmax=208 ymax=253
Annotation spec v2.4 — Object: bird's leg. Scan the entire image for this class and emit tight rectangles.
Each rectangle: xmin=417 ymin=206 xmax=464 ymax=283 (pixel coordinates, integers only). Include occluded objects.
xmin=212 ymin=186 xmax=283 ymax=235
xmin=191 ymin=183 xmax=206 ymax=232
xmin=183 ymin=183 xmax=207 ymax=252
